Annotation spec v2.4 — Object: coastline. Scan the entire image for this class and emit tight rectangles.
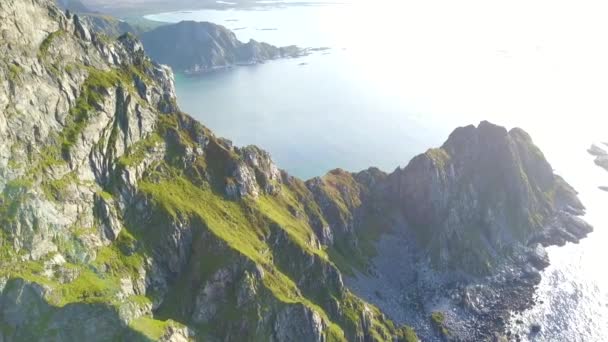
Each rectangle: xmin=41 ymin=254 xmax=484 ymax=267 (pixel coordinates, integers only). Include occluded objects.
xmin=346 ymin=227 xmax=586 ymax=341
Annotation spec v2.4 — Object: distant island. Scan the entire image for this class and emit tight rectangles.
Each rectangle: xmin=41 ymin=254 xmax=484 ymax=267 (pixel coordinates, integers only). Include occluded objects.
xmin=140 ymin=21 xmax=306 ymax=74
xmin=55 ymin=4 xmax=308 ymax=75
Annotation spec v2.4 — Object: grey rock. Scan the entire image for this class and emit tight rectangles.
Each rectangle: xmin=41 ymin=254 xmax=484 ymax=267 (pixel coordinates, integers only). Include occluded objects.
xmin=273 ymin=304 xmax=326 ymax=342
xmin=73 ymin=14 xmax=91 ymax=41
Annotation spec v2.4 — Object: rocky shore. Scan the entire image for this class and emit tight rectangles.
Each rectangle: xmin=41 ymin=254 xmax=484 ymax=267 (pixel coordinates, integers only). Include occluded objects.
xmin=347 ymin=221 xmax=591 ymax=341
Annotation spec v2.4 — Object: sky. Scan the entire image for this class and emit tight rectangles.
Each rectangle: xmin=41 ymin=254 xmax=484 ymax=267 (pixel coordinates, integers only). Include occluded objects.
xmin=337 ymin=0 xmax=608 ymax=139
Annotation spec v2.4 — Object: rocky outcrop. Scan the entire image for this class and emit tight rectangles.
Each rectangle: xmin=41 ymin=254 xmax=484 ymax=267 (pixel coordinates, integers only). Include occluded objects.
xmin=140 ymin=21 xmax=305 ymax=74
xmin=273 ymin=304 xmax=326 ymax=342
xmin=386 ymin=122 xmax=591 ymax=273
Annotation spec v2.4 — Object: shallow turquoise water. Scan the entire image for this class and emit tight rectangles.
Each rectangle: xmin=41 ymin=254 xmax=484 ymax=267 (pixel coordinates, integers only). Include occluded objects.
xmin=148 ymin=1 xmax=608 ymax=340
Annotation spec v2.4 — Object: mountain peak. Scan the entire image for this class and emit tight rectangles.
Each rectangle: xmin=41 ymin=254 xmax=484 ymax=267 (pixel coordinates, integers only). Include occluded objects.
xmin=390 ymin=121 xmax=591 ymax=273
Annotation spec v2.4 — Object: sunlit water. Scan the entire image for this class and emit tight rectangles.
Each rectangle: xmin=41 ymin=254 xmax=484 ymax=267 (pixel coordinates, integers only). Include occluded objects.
xmin=147 ymin=1 xmax=608 ymax=339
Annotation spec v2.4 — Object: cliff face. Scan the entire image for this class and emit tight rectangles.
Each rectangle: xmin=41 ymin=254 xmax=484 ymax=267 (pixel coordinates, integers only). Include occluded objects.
xmin=0 ymin=0 xmax=592 ymax=341
xmin=140 ymin=21 xmax=303 ymax=74
xmin=0 ymin=1 xmax=412 ymax=341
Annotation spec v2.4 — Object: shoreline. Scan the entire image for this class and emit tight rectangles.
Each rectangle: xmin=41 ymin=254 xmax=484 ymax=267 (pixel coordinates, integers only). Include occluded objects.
xmin=346 ymin=214 xmax=591 ymax=341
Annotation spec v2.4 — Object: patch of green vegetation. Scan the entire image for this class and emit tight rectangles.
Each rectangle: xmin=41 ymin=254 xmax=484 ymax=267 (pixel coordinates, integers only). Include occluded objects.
xmin=128 ymin=316 xmax=173 ymax=340
xmin=401 ymin=326 xmax=420 ymax=342
xmin=93 ymin=241 xmax=144 ymax=280
xmin=41 ymin=172 xmax=77 ymax=202
xmin=2 ymin=242 xmax=146 ymax=309
xmin=431 ymin=311 xmax=449 ymax=337
xmin=64 ymin=63 xmax=75 ymax=74
xmin=426 ymin=148 xmax=451 ymax=169
xmin=257 ymin=189 xmax=328 ymax=260
xmin=98 ymin=190 xmax=114 ymax=201
xmin=0 ymin=227 xmax=150 ymax=315
xmin=0 ymin=259 xmax=52 ymax=287
xmin=139 ymin=175 xmax=268 ymax=262
xmin=8 ymin=63 xmax=23 ymax=83
xmin=38 ymin=30 xmax=67 ymax=60
xmin=118 ymin=133 xmax=163 ymax=168
xmin=26 ymin=145 xmax=64 ymax=179
xmin=60 ymin=68 xmax=125 ymax=158
xmin=52 ymin=267 xmax=118 ymax=306
xmin=431 ymin=311 xmax=445 ymax=326
xmin=0 ymin=254 xmax=85 ymax=306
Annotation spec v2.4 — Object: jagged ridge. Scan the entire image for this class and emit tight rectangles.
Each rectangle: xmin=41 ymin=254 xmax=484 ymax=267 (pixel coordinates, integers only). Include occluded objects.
xmin=0 ymin=0 xmax=414 ymax=341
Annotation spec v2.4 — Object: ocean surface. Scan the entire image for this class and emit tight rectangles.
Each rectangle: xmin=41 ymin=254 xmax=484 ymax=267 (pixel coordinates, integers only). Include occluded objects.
xmin=146 ymin=1 xmax=608 ymax=340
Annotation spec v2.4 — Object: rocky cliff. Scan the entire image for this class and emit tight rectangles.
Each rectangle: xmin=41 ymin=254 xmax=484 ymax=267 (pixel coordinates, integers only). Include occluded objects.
xmin=388 ymin=122 xmax=591 ymax=273
xmin=140 ymin=21 xmax=304 ymax=74
xmin=0 ymin=0 xmax=592 ymax=341
xmin=0 ymin=1 xmax=413 ymax=341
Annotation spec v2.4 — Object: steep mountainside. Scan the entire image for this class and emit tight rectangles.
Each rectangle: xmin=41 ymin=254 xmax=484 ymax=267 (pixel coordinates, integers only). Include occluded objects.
xmin=140 ymin=21 xmax=304 ymax=74
xmin=0 ymin=0 xmax=592 ymax=341
xmin=0 ymin=1 xmax=413 ymax=341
